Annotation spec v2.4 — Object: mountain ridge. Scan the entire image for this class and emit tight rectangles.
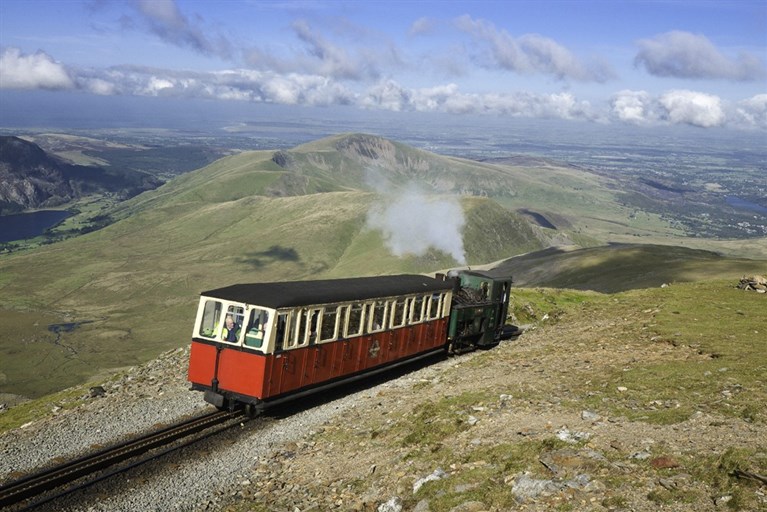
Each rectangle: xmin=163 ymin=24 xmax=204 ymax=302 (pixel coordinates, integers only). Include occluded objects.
xmin=0 ymin=136 xmax=162 ymax=215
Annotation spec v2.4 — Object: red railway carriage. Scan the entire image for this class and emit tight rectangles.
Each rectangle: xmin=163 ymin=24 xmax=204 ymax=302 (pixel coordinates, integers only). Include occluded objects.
xmin=188 ymin=275 xmax=454 ymax=412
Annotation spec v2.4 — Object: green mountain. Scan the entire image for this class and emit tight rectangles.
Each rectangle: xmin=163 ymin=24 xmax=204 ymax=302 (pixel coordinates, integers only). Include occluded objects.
xmin=0 ymin=134 xmax=552 ymax=400
xmin=1 ymin=133 xmax=764 ymax=402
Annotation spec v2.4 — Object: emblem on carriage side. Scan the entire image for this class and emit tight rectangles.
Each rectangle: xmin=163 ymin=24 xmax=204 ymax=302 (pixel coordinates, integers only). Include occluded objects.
xmin=368 ymin=340 xmax=380 ymax=358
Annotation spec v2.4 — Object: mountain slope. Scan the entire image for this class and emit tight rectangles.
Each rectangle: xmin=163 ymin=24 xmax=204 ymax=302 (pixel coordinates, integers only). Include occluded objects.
xmin=0 ymin=136 xmax=162 ymax=215
xmin=0 ymin=186 xmax=542 ymax=398
xmin=2 ymin=133 xmax=760 ymax=401
xmin=492 ymin=243 xmax=765 ymax=292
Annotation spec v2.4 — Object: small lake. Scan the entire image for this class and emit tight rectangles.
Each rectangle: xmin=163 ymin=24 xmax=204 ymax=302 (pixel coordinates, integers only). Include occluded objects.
xmin=0 ymin=210 xmax=72 ymax=243
xmin=726 ymin=196 xmax=767 ymax=215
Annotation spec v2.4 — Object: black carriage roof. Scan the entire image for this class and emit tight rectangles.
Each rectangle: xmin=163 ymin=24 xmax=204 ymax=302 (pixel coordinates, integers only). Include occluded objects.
xmin=201 ymin=274 xmax=454 ymax=309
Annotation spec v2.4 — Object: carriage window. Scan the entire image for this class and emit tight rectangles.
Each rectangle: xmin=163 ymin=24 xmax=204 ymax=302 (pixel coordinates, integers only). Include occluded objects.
xmin=221 ymin=305 xmax=245 ymax=344
xmin=428 ymin=293 xmax=442 ymax=319
xmin=275 ymin=312 xmax=289 ymax=352
xmin=320 ymin=307 xmax=339 ymax=342
xmin=346 ymin=303 xmax=365 ymax=337
xmin=389 ymin=300 xmax=401 ymax=328
xmin=244 ymin=308 xmax=270 ymax=349
xmin=289 ymin=309 xmax=306 ymax=348
xmin=368 ymin=300 xmax=386 ymax=333
xmin=411 ymin=296 xmax=424 ymax=323
xmin=285 ymin=309 xmax=306 ymax=348
xmin=307 ymin=309 xmax=320 ymax=345
xmin=198 ymin=300 xmax=222 ymax=338
xmin=400 ymin=298 xmax=413 ymax=326
xmin=290 ymin=308 xmax=319 ymax=347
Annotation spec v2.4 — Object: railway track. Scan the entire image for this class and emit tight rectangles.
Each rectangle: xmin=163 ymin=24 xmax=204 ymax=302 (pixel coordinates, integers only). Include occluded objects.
xmin=0 ymin=409 xmax=242 ymax=510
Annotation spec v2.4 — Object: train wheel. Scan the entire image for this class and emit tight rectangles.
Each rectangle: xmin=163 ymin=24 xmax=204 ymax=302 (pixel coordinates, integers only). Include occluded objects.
xmin=244 ymin=403 xmax=259 ymax=418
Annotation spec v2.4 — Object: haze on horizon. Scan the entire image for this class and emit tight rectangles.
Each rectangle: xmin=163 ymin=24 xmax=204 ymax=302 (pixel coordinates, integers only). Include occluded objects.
xmin=0 ymin=0 xmax=765 ymax=135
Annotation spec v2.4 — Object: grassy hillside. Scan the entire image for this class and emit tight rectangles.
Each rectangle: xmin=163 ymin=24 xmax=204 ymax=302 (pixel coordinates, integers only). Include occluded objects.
xmin=494 ymin=244 xmax=766 ymax=293
xmin=1 ymin=133 xmax=764 ymax=401
xmin=0 ymin=188 xmax=539 ymax=399
xmin=111 ymin=132 xmax=671 ymax=248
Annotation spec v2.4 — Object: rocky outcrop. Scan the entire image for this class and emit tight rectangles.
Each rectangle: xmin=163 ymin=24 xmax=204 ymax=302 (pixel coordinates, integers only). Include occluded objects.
xmin=737 ymin=275 xmax=767 ymax=293
xmin=0 ymin=136 xmax=162 ymax=215
xmin=0 ymin=136 xmax=75 ymax=212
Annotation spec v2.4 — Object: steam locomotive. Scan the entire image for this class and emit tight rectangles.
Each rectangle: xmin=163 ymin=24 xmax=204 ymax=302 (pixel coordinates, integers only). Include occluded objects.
xmin=187 ymin=270 xmax=513 ymax=415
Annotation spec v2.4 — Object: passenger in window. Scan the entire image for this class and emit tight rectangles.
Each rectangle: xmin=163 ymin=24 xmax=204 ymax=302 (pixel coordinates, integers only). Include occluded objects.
xmin=222 ymin=315 xmax=241 ymax=342
xmin=309 ymin=311 xmax=319 ymax=344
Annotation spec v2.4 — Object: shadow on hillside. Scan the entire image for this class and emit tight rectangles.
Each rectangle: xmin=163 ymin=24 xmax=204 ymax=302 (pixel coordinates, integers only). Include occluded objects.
xmin=239 ymin=245 xmax=301 ymax=268
xmin=490 ymin=243 xmax=747 ymax=293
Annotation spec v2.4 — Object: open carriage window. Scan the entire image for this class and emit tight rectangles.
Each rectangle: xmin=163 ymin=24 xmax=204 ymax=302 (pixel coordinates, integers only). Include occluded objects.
xmin=289 ymin=308 xmax=319 ymax=348
xmin=289 ymin=309 xmax=306 ymax=349
xmin=320 ymin=307 xmax=339 ymax=342
xmin=388 ymin=300 xmax=401 ymax=328
xmin=345 ymin=303 xmax=365 ymax=337
xmin=428 ymin=293 xmax=443 ymax=319
xmin=399 ymin=297 xmax=413 ymax=326
xmin=308 ymin=309 xmax=320 ymax=345
xmin=198 ymin=300 xmax=222 ymax=339
xmin=220 ymin=305 xmax=245 ymax=344
xmin=411 ymin=295 xmax=424 ymax=324
xmin=368 ymin=300 xmax=387 ymax=333
xmin=275 ymin=312 xmax=289 ymax=352
xmin=244 ymin=308 xmax=270 ymax=349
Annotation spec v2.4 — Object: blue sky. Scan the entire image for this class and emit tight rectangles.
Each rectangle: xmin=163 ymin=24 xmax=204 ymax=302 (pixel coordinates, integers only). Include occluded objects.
xmin=1 ymin=0 xmax=765 ymax=131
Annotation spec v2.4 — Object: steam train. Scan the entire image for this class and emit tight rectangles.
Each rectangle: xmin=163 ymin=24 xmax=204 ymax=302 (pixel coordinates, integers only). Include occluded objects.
xmin=187 ymin=270 xmax=513 ymax=414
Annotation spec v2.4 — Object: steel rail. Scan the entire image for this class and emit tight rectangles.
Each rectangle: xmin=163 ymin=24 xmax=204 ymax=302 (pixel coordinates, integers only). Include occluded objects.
xmin=0 ymin=409 xmax=240 ymax=509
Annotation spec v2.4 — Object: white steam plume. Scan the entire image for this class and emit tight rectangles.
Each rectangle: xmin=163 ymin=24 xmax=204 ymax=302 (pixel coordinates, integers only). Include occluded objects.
xmin=365 ymin=173 xmax=466 ymax=264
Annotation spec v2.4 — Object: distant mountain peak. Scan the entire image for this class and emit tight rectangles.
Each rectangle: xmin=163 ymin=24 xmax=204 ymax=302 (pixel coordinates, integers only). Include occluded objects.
xmin=0 ymin=136 xmax=72 ymax=212
xmin=0 ymin=136 xmax=61 ymax=174
xmin=0 ymin=135 xmax=161 ymax=215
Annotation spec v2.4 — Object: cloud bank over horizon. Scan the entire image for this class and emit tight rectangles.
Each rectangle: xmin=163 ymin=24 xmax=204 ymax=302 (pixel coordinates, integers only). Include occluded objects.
xmin=2 ymin=46 xmax=763 ymax=130
xmin=1 ymin=1 xmax=765 ymax=131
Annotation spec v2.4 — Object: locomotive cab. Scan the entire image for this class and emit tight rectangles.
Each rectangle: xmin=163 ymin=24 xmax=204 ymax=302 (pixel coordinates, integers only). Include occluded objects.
xmin=447 ymin=270 xmax=512 ymax=352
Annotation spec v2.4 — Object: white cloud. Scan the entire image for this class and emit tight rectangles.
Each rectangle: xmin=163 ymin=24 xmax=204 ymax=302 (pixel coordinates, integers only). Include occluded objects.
xmin=610 ymin=90 xmax=658 ymax=125
xmin=3 ymin=45 xmax=762 ymax=132
xmin=130 ymin=0 xmax=232 ymax=59
xmin=611 ymin=89 xmax=767 ymax=129
xmin=360 ymin=79 xmax=598 ymax=121
xmin=290 ymin=20 xmax=378 ymax=81
xmin=141 ymin=76 xmax=175 ymax=95
xmin=731 ymin=94 xmax=767 ymax=129
xmin=361 ymin=80 xmax=412 ymax=112
xmin=83 ymin=77 xmax=117 ymax=95
xmin=659 ymin=89 xmax=725 ymax=128
xmin=481 ymin=91 xmax=596 ymax=120
xmin=0 ymin=47 xmax=74 ymax=90
xmin=635 ymin=31 xmax=766 ymax=81
xmin=454 ymin=15 xmax=614 ymax=82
